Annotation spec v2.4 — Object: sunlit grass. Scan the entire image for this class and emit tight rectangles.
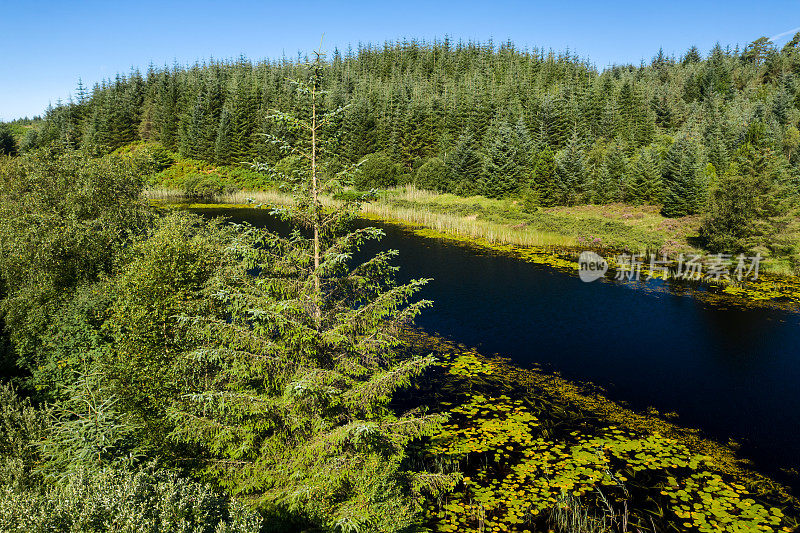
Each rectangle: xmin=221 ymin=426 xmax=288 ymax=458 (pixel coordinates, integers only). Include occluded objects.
xmin=146 ymin=184 xmax=797 ymax=276
xmin=153 ymin=186 xmax=576 ymax=248
xmin=360 ymin=200 xmax=575 ymax=248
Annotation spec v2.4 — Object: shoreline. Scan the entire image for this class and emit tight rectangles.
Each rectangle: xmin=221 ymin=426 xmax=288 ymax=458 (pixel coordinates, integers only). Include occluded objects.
xmin=150 ymin=191 xmax=800 ymax=311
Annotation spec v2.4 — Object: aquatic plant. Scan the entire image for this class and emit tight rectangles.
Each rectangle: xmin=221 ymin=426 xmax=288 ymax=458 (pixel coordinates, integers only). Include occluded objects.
xmin=412 ymin=335 xmax=799 ymax=533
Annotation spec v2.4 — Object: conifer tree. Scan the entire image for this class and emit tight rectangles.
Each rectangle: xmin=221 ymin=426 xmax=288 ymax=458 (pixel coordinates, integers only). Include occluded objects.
xmin=228 ymin=71 xmax=258 ymax=162
xmin=214 ymin=105 xmax=233 ymax=164
xmin=604 ymin=143 xmax=629 ymax=202
xmin=480 ymin=120 xmax=526 ymax=198
xmin=0 ymin=124 xmax=17 ymax=156
xmin=445 ymin=130 xmax=483 ymax=194
xmin=661 ymin=137 xmax=706 ymax=217
xmin=702 ymin=143 xmax=795 ymax=252
xmin=629 ymin=147 xmax=662 ymax=205
xmin=532 ymin=146 xmax=558 ymax=207
xmin=167 ymin=47 xmax=452 ymax=531
xmin=556 ymin=134 xmax=587 ymax=205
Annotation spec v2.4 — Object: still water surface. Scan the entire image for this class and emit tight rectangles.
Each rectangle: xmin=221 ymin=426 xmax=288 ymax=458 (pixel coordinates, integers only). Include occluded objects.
xmin=196 ymin=207 xmax=800 ymax=483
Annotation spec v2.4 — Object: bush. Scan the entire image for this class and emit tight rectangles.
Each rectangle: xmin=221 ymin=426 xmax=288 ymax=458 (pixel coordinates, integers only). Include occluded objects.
xmin=0 ymin=383 xmax=48 ymax=492
xmin=272 ymin=154 xmax=306 ymax=181
xmin=106 ymin=213 xmax=233 ymax=451
xmin=151 ymin=158 xmax=215 ymax=188
xmin=0 ymin=367 xmax=261 ymax=533
xmin=415 ymin=157 xmax=449 ymax=191
xmin=0 ymin=465 xmax=263 ymax=533
xmin=353 ymin=152 xmax=401 ymax=189
xmin=183 ymin=175 xmax=224 ymax=199
xmin=0 ymin=149 xmax=152 ymax=371
xmin=113 ymin=142 xmax=176 ymax=173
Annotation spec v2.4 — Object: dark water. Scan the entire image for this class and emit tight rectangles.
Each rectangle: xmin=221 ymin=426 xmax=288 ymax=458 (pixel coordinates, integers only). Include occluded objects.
xmin=196 ymin=207 xmax=800 ymax=483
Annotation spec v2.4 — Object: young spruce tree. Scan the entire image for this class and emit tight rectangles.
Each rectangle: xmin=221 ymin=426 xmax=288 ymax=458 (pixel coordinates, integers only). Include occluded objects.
xmin=168 ymin=48 xmax=451 ymax=532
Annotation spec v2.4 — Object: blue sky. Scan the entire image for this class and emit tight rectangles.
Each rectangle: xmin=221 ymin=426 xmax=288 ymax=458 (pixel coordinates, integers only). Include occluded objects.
xmin=2 ymin=0 xmax=799 ymax=120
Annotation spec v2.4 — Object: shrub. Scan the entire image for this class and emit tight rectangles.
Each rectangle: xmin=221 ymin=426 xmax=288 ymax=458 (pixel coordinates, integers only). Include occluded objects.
xmin=183 ymin=175 xmax=224 ymax=199
xmin=0 ymin=465 xmax=263 ymax=533
xmin=0 ymin=149 xmax=151 ymax=372
xmin=0 ymin=383 xmax=48 ymax=491
xmin=353 ymin=152 xmax=401 ymax=189
xmin=415 ymin=157 xmax=449 ymax=191
xmin=112 ymin=142 xmax=176 ymax=172
xmin=272 ymin=154 xmax=306 ymax=181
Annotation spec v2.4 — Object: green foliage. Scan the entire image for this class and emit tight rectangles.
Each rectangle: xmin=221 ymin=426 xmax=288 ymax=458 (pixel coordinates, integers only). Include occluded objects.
xmin=29 ymin=282 xmax=113 ymax=400
xmin=532 ymin=147 xmax=558 ymax=207
xmin=151 ymin=155 xmax=267 ymax=195
xmin=445 ymin=131 xmax=483 ymax=195
xmin=628 ymin=146 xmax=663 ymax=205
xmin=21 ymin=39 xmax=800 ymax=257
xmin=163 ymin=53 xmax=451 ymax=532
xmin=702 ymin=144 xmax=797 ymax=253
xmin=272 ymin=154 xmax=306 ymax=181
xmin=0 ymin=383 xmax=261 ymax=532
xmin=0 ymin=149 xmax=151 ymax=373
xmin=106 ymin=213 xmax=233 ymax=450
xmin=414 ymin=157 xmax=449 ymax=191
xmin=661 ymin=137 xmax=706 ymax=217
xmin=112 ymin=141 xmax=176 ymax=172
xmin=555 ymin=135 xmax=587 ymax=205
xmin=0 ymin=464 xmax=263 ymax=533
xmin=0 ymin=124 xmax=17 ymax=156
xmin=353 ymin=152 xmax=401 ymax=189
xmin=40 ymin=362 xmax=140 ymax=478
xmin=479 ymin=120 xmax=529 ymax=198
xmin=0 ymin=383 xmax=48 ymax=492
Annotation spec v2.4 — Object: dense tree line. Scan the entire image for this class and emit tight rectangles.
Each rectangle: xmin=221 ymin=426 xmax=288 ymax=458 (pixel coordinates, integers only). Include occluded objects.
xmin=14 ymin=36 xmax=800 ymax=254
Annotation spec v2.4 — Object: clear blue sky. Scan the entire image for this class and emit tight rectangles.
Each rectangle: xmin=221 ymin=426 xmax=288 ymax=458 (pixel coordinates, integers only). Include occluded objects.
xmin=2 ymin=0 xmax=799 ymax=121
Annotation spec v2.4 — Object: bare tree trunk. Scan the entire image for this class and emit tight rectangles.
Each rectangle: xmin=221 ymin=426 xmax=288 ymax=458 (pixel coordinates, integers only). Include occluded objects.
xmin=311 ymin=77 xmax=321 ymax=326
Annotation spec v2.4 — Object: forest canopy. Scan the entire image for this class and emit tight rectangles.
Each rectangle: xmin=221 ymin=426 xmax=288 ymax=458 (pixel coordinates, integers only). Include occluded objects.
xmin=12 ymin=36 xmax=800 ymax=261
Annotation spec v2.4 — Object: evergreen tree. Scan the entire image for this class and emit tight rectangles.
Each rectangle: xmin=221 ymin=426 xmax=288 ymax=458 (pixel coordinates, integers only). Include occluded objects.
xmin=556 ymin=135 xmax=587 ymax=205
xmin=214 ymin=104 xmax=233 ymax=164
xmin=532 ymin=146 xmax=558 ymax=207
xmin=479 ymin=120 xmax=526 ymax=198
xmin=628 ymin=147 xmax=662 ymax=205
xmin=445 ymin=131 xmax=483 ymax=194
xmin=702 ymin=143 xmax=795 ymax=252
xmin=604 ymin=144 xmax=629 ymax=202
xmin=167 ymin=51 xmax=452 ymax=530
xmin=228 ymin=71 xmax=258 ymax=162
xmin=0 ymin=124 xmax=17 ymax=156
xmin=661 ymin=137 xmax=706 ymax=217
xmin=22 ymin=37 xmax=800 ymax=241
xmin=399 ymin=102 xmax=433 ymax=171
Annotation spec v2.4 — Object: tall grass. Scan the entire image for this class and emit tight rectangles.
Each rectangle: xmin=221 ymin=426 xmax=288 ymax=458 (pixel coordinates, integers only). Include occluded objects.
xmin=144 ymin=187 xmax=188 ymax=202
xmin=147 ymin=186 xmax=575 ymax=248
xmin=361 ymin=200 xmax=575 ymax=247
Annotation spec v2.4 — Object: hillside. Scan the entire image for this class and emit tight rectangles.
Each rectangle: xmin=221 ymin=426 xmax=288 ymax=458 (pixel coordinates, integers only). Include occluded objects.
xmin=14 ymin=36 xmax=800 ymax=270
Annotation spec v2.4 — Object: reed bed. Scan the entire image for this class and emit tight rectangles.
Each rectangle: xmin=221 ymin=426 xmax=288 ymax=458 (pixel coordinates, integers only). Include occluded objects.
xmin=360 ymin=201 xmax=575 ymax=248
xmin=145 ymin=185 xmax=575 ymax=248
xmin=144 ymin=186 xmax=191 ymax=202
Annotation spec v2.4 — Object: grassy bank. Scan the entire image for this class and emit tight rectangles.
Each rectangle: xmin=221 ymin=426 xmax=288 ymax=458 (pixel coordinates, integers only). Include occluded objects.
xmin=148 ymin=184 xmax=800 ymax=276
xmin=148 ymin=185 xmax=684 ymax=252
xmin=149 ymin=185 xmax=800 ymax=309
